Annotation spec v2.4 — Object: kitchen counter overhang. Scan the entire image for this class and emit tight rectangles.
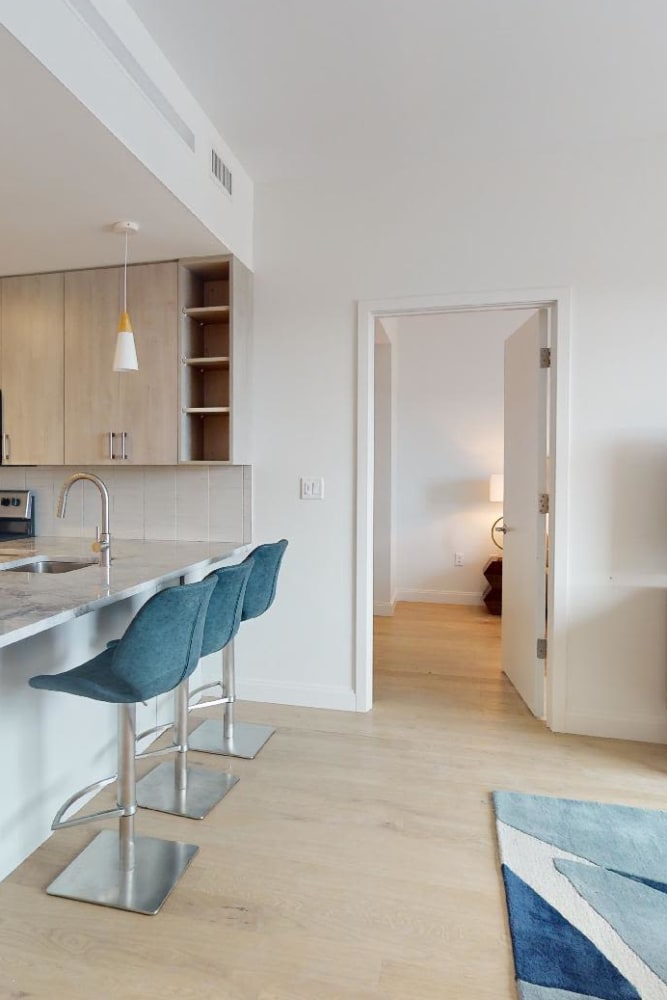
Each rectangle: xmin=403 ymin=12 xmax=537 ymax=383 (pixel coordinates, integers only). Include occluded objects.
xmin=0 ymin=537 xmax=245 ymax=649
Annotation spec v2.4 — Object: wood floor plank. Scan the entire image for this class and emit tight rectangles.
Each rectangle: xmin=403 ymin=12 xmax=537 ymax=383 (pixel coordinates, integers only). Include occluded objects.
xmin=0 ymin=602 xmax=664 ymax=997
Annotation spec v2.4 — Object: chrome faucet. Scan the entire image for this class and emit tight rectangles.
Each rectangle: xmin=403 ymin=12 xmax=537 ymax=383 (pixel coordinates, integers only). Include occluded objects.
xmin=57 ymin=473 xmax=111 ymax=568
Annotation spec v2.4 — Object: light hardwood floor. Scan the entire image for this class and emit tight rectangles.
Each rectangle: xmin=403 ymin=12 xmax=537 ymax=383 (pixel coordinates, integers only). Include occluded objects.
xmin=2 ymin=602 xmax=667 ymax=998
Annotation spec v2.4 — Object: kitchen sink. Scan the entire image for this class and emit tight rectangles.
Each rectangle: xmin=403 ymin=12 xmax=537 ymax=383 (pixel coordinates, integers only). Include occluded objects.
xmin=3 ymin=559 xmax=97 ymax=574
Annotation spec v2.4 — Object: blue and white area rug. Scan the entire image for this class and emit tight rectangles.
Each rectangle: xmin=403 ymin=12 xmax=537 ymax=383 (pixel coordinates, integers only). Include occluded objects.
xmin=492 ymin=791 xmax=667 ymax=1000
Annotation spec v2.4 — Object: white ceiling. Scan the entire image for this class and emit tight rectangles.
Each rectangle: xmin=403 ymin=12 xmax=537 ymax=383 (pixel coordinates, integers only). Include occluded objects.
xmin=0 ymin=26 xmax=224 ymax=277
xmin=129 ymin=0 xmax=667 ymax=182
xmin=4 ymin=1 xmax=667 ymax=276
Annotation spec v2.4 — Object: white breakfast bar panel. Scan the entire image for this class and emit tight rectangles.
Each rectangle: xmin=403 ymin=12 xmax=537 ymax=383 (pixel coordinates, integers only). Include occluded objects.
xmin=0 ymin=538 xmax=244 ymax=881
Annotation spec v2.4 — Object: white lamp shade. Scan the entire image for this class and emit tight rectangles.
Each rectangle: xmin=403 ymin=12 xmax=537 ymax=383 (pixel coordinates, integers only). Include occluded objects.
xmin=489 ymin=473 xmax=504 ymax=503
xmin=113 ymin=313 xmax=138 ymax=372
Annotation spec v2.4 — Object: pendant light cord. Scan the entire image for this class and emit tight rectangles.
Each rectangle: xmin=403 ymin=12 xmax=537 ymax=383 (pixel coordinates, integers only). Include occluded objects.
xmin=123 ymin=230 xmax=128 ymax=312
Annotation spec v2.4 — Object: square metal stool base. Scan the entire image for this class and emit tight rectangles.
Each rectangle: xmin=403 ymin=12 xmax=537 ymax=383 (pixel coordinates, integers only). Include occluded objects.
xmin=136 ymin=761 xmax=239 ymax=819
xmin=189 ymin=719 xmax=275 ymax=760
xmin=46 ymin=829 xmax=198 ymax=915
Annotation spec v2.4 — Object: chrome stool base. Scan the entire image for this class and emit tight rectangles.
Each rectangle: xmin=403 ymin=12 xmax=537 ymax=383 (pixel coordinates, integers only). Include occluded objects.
xmin=47 ymin=829 xmax=198 ymax=915
xmin=189 ymin=719 xmax=275 ymax=760
xmin=136 ymin=761 xmax=239 ymax=820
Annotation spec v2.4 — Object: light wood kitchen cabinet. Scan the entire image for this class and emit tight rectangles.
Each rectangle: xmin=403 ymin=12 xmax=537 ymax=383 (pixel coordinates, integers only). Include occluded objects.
xmin=0 ymin=272 xmax=65 ymax=465
xmin=64 ymin=262 xmax=178 ymax=465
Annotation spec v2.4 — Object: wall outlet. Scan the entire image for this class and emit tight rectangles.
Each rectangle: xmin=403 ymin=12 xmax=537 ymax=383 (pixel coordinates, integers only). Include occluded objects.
xmin=454 ymin=552 xmax=464 ymax=566
xmin=300 ymin=477 xmax=325 ymax=500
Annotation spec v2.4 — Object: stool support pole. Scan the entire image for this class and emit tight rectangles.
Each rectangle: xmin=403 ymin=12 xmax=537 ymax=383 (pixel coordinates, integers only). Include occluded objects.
xmin=47 ymin=694 xmax=198 ymax=913
xmin=117 ymin=703 xmax=136 ymax=872
xmin=222 ymin=641 xmax=236 ymax=741
xmin=188 ymin=637 xmax=275 ymax=760
xmin=174 ymin=680 xmax=188 ymax=792
xmin=135 ymin=679 xmax=240 ymax=820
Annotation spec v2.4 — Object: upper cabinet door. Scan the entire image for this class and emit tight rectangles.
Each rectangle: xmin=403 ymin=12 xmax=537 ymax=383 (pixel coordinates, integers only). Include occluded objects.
xmin=1 ymin=273 xmax=65 ymax=465
xmin=64 ymin=267 xmax=122 ymax=464
xmin=121 ymin=262 xmax=178 ymax=465
xmin=65 ymin=262 xmax=178 ymax=466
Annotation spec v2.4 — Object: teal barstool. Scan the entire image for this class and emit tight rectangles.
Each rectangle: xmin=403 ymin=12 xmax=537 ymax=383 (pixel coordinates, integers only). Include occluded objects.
xmin=189 ymin=539 xmax=288 ymax=760
xmin=28 ymin=576 xmax=216 ymax=915
xmin=135 ymin=560 xmax=253 ymax=819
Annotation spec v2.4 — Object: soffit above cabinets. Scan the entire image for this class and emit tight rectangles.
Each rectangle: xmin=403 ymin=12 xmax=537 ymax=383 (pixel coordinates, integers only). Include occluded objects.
xmin=0 ymin=25 xmax=227 ymax=278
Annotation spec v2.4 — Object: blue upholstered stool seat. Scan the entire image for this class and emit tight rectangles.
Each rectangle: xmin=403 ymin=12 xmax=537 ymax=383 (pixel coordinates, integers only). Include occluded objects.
xmin=30 ymin=579 xmax=216 ymax=704
xmin=238 ymin=539 xmax=289 ymax=623
xmin=28 ymin=577 xmax=217 ymax=915
xmin=30 ymin=648 xmax=140 ymax=703
xmin=189 ymin=539 xmax=288 ymax=760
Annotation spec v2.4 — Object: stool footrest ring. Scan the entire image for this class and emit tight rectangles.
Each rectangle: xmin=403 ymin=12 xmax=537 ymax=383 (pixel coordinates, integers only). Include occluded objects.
xmin=188 ymin=681 xmax=222 ymax=702
xmin=189 ymin=695 xmax=233 ymax=712
xmin=136 ymin=742 xmax=185 ymax=762
xmin=52 ymin=773 xmax=129 ymax=831
xmin=135 ymin=721 xmax=173 ymax=744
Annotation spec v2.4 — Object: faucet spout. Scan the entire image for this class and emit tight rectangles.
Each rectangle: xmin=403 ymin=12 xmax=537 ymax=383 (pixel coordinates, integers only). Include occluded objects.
xmin=57 ymin=473 xmax=111 ymax=568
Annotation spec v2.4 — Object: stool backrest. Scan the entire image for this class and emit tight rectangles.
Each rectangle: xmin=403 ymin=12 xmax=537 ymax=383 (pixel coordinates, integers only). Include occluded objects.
xmin=201 ymin=559 xmax=255 ymax=657
xmin=241 ymin=539 xmax=289 ymax=621
xmin=111 ymin=577 xmax=217 ymax=701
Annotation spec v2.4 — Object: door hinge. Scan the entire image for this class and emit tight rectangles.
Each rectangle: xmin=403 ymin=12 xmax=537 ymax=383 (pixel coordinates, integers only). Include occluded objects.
xmin=540 ymin=347 xmax=551 ymax=368
xmin=539 ymin=493 xmax=550 ymax=514
xmin=536 ymin=638 xmax=547 ymax=660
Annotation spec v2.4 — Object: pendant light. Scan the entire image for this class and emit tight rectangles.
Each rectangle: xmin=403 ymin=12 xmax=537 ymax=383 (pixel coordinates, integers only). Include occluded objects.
xmin=112 ymin=220 xmax=139 ymax=372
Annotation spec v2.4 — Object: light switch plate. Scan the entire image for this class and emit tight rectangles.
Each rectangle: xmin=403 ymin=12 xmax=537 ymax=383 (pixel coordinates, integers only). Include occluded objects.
xmin=300 ymin=477 xmax=324 ymax=500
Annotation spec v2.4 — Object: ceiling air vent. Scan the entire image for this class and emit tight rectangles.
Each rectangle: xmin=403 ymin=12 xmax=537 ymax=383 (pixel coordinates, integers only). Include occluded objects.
xmin=211 ymin=148 xmax=233 ymax=196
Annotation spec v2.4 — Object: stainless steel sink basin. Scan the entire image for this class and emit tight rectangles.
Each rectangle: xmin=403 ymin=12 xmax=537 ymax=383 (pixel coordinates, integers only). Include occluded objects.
xmin=3 ymin=559 xmax=97 ymax=574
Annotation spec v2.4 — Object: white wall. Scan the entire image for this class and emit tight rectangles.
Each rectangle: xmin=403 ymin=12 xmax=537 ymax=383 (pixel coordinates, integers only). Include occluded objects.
xmin=373 ymin=320 xmax=394 ymax=614
xmin=246 ymin=136 xmax=667 ymax=741
xmin=393 ymin=310 xmax=531 ymax=605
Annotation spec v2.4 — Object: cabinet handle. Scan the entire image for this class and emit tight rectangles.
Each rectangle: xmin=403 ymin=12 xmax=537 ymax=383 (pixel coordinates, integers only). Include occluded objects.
xmin=121 ymin=431 xmax=128 ymax=461
xmin=108 ymin=431 xmax=115 ymax=460
xmin=4 ymin=434 xmax=10 ymax=462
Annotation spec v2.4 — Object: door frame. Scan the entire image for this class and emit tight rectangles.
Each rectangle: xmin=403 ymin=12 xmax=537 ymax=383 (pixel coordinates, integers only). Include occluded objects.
xmin=355 ymin=286 xmax=572 ymax=731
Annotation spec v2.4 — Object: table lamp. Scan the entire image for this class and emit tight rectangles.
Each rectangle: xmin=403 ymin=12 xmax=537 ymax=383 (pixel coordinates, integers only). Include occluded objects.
xmin=489 ymin=473 xmax=504 ymax=550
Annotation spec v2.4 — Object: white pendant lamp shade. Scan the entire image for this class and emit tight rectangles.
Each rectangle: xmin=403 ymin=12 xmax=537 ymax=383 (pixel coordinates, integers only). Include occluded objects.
xmin=111 ymin=221 xmax=139 ymax=373
xmin=113 ymin=312 xmax=138 ymax=372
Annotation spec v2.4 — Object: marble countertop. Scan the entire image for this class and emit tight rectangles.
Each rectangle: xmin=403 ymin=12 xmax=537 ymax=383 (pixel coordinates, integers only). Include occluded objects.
xmin=0 ymin=537 xmax=244 ymax=649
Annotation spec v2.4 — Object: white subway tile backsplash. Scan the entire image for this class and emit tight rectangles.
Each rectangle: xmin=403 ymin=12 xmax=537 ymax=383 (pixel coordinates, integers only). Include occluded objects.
xmin=24 ymin=469 xmax=55 ymax=535
xmin=175 ymin=467 xmax=209 ymax=541
xmin=0 ymin=468 xmax=27 ymax=489
xmin=144 ymin=468 xmax=177 ymax=541
xmin=3 ymin=465 xmax=250 ymax=543
xmin=242 ymin=465 xmax=253 ymax=543
xmin=209 ymin=466 xmax=243 ymax=542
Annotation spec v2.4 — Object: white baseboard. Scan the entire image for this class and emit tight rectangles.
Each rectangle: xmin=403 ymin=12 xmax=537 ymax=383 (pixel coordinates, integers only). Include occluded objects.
xmin=235 ymin=679 xmax=356 ymax=712
xmin=373 ymin=600 xmax=396 ymax=616
xmin=395 ymin=589 xmax=483 ymax=606
xmin=563 ymin=711 xmax=667 ymax=745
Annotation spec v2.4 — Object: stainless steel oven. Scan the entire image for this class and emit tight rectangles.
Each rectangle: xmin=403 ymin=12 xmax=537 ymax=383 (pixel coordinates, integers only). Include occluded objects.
xmin=0 ymin=491 xmax=35 ymax=541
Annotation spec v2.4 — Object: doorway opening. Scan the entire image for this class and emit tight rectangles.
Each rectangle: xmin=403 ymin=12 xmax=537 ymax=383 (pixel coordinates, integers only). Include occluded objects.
xmin=355 ymin=288 xmax=571 ymax=732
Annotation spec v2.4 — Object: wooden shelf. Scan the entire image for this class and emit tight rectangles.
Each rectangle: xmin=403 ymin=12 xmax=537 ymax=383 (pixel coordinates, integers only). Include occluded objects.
xmin=183 ymin=356 xmax=229 ymax=370
xmin=178 ymin=254 xmax=250 ymax=463
xmin=183 ymin=406 xmax=230 ymax=414
xmin=183 ymin=306 xmax=229 ymax=322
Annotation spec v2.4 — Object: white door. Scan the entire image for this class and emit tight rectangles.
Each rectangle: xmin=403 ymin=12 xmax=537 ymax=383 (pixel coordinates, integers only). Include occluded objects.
xmin=502 ymin=310 xmax=549 ymax=718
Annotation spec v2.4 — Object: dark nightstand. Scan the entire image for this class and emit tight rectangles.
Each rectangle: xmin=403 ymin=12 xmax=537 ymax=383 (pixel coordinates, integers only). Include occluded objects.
xmin=483 ymin=557 xmax=502 ymax=615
